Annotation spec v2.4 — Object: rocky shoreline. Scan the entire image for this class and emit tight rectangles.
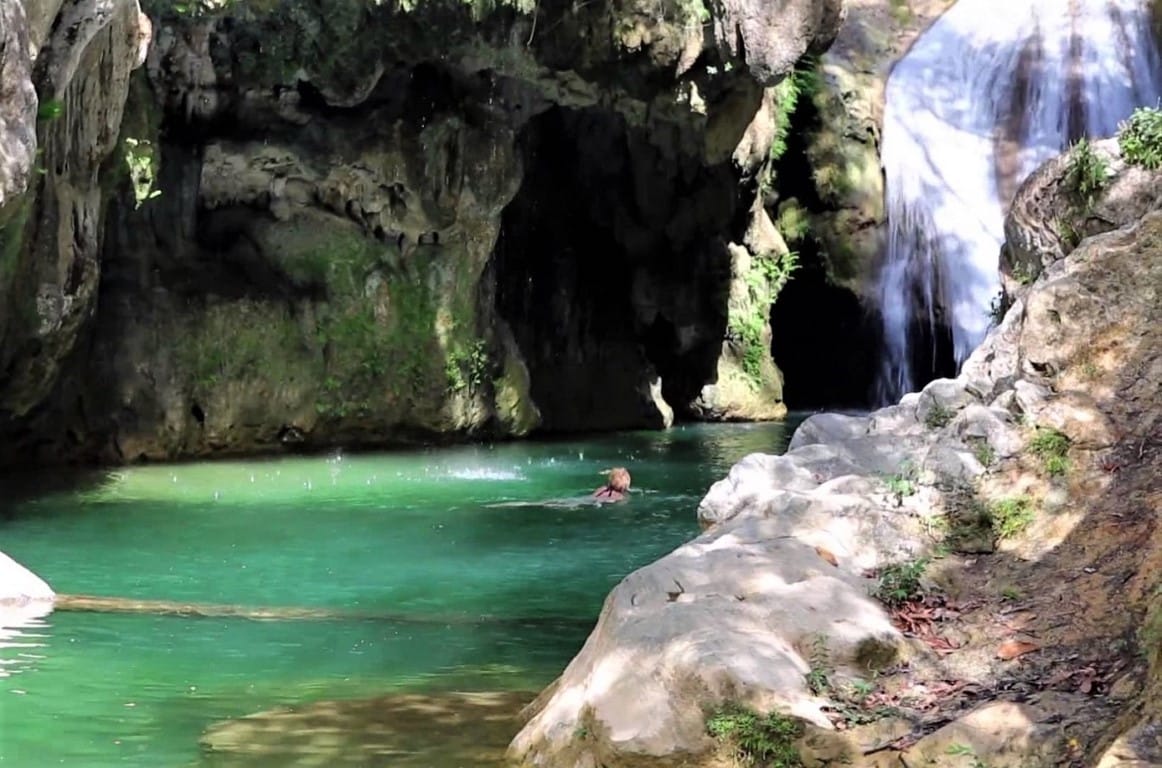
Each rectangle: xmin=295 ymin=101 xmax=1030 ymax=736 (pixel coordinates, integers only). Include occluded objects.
xmin=508 ymin=141 xmax=1162 ymax=766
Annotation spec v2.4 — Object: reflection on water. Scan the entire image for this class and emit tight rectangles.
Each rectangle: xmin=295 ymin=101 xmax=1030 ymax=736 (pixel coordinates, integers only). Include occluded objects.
xmin=0 ymin=606 xmax=51 ymax=680
xmin=0 ymin=420 xmax=804 ymax=767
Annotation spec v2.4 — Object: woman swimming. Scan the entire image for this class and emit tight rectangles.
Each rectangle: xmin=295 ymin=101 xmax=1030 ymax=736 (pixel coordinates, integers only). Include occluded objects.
xmin=592 ymin=467 xmax=631 ymax=503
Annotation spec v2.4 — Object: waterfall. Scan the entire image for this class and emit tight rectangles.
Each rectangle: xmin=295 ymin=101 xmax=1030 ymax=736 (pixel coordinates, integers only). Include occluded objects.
xmin=873 ymin=0 xmax=1162 ymax=405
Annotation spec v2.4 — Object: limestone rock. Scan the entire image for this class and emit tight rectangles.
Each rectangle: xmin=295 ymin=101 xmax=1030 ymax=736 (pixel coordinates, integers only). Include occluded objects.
xmin=508 ymin=533 xmax=903 ymax=766
xmin=0 ymin=0 xmax=148 ymax=425
xmin=2 ymin=0 xmax=846 ymax=462
xmin=918 ymin=377 xmax=979 ymax=410
xmin=691 ymin=239 xmax=788 ymax=422
xmin=866 ymin=393 xmax=924 ymax=436
xmin=788 ymin=412 xmax=871 ymax=450
xmin=899 ymin=696 xmax=1081 ymax=767
xmin=0 ymin=551 xmax=54 ymax=607
xmin=1033 ymin=391 xmax=1117 ymax=449
xmin=716 ymin=0 xmax=845 ymax=86
xmin=0 ymin=2 xmax=37 ymax=212
xmin=799 ymin=0 xmax=955 ymax=291
xmin=952 ymin=404 xmax=1024 ymax=459
xmin=1003 ymin=137 xmax=1162 ymax=288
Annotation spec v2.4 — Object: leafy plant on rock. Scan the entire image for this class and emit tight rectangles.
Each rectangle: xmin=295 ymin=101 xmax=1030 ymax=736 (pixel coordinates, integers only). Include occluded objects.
xmin=987 ymin=496 xmax=1035 ymax=540
xmin=872 ymin=558 xmax=929 ymax=607
xmin=730 ymin=249 xmax=799 ymax=387
xmin=883 ymin=460 xmax=919 ymax=506
xmin=923 ymin=402 xmax=953 ymax=429
xmin=1118 ymin=105 xmax=1162 ymax=170
xmin=1028 ymin=427 xmax=1070 ymax=477
xmin=706 ymin=705 xmax=803 ymax=767
xmin=1062 ymin=137 xmax=1110 ymax=208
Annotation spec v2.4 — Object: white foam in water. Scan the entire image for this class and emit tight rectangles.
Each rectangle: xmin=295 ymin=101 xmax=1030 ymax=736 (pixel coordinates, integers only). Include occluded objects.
xmin=445 ymin=467 xmax=525 ymax=481
xmin=874 ymin=0 xmax=1162 ymax=404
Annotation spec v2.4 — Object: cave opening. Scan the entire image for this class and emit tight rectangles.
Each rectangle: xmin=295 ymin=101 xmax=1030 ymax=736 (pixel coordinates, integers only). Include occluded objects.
xmin=490 ymin=105 xmax=737 ymax=432
xmin=767 ymin=97 xmax=884 ymax=412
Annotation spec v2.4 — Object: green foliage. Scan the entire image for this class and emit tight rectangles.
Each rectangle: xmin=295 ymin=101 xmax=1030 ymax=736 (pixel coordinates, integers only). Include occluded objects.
xmin=1055 ymin=216 xmax=1082 ymax=250
xmin=872 ymin=558 xmax=929 ymax=607
xmin=804 ymin=634 xmax=829 ymax=695
xmin=1141 ymin=590 xmax=1162 ymax=667
xmin=923 ymin=402 xmax=953 ymax=429
xmin=768 ymin=63 xmax=817 ymax=164
xmin=775 ymin=200 xmax=810 ymax=243
xmin=1028 ymin=427 xmax=1070 ymax=476
xmin=1010 ymin=259 xmax=1036 ymax=286
xmin=987 ymin=496 xmax=1035 ymax=540
xmin=971 ymin=440 xmax=996 ymax=468
xmin=730 ymin=249 xmax=798 ymax=387
xmin=706 ymin=705 xmax=803 ymax=767
xmin=446 ymin=339 xmax=490 ymax=394
xmin=883 ymin=460 xmax=918 ymax=505
xmin=1062 ymin=137 xmax=1110 ymax=207
xmin=758 ymin=58 xmax=821 ymax=195
xmin=888 ymin=0 xmax=912 ymax=23
xmin=0 ymin=198 xmax=31 ymax=295
xmin=1117 ymin=105 xmax=1162 ymax=170
xmin=946 ymin=743 xmax=990 ymax=768
xmin=124 ymin=137 xmax=161 ymax=208
xmin=37 ymin=99 xmax=64 ymax=121
xmin=316 ymin=272 xmax=442 ymax=417
xmin=276 ymin=225 xmax=378 ymax=292
xmin=180 ymin=301 xmax=305 ymax=393
xmin=672 ymin=0 xmax=710 ymax=27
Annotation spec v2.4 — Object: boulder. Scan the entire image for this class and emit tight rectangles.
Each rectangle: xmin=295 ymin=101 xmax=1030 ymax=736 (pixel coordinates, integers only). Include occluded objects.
xmin=0 ymin=551 xmax=54 ymax=607
xmin=788 ymin=412 xmax=871 ymax=450
xmin=508 ymin=532 xmax=903 ymax=766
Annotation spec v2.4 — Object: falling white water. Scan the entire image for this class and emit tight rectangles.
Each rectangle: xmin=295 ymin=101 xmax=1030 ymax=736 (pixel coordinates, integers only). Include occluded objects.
xmin=874 ymin=0 xmax=1162 ymax=404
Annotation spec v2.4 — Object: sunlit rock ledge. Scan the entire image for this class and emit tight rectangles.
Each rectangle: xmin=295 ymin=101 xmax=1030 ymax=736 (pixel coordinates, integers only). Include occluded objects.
xmin=507 ymin=146 xmax=1162 ymax=767
xmin=0 ymin=550 xmax=55 ymax=672
xmin=0 ymin=550 xmax=54 ymax=609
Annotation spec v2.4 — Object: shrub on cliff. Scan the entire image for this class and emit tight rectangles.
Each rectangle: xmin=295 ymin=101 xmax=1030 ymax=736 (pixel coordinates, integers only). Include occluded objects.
xmin=1062 ymin=137 xmax=1110 ymax=208
xmin=1118 ymin=105 xmax=1162 ymax=170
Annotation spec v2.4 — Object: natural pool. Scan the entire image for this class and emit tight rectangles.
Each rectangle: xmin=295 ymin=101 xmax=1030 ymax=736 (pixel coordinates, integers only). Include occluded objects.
xmin=0 ymin=420 xmax=802 ymax=767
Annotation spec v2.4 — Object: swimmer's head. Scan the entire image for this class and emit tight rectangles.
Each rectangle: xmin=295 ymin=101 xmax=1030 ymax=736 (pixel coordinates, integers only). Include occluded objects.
xmin=605 ymin=467 xmax=631 ymax=493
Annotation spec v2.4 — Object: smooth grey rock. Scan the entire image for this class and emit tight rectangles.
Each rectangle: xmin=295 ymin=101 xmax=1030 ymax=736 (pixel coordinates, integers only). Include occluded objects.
xmin=918 ymin=442 xmax=985 ymax=484
xmin=867 ymin=402 xmax=921 ymax=435
xmin=509 ymin=531 xmax=902 ymax=764
xmin=788 ymin=412 xmax=871 ymax=451
xmin=1013 ymin=379 xmax=1052 ymax=418
xmin=954 ymin=404 xmax=1024 ymax=459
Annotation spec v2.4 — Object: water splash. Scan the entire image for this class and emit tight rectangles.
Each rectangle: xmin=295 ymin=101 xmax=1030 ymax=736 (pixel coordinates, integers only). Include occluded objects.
xmin=874 ymin=0 xmax=1162 ymax=404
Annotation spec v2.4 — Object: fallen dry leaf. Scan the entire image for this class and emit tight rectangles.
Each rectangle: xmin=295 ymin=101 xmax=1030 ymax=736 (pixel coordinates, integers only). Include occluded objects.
xmin=926 ymin=635 xmax=962 ymax=654
xmin=815 ymin=546 xmax=839 ymax=567
xmin=997 ymin=639 xmax=1041 ymax=660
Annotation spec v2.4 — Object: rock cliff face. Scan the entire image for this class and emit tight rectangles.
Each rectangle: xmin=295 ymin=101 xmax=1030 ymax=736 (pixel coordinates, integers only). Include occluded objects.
xmin=767 ymin=0 xmax=953 ymax=409
xmin=0 ymin=0 xmax=844 ymax=465
xmin=0 ymin=0 xmax=151 ymax=456
xmin=508 ymin=139 xmax=1162 ymax=766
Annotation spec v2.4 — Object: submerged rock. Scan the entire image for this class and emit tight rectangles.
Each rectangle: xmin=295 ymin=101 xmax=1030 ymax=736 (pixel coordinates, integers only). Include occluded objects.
xmin=201 ymin=689 xmax=531 ymax=767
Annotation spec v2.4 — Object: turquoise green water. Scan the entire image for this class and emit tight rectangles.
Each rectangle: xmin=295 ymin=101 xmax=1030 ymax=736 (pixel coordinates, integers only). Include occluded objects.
xmin=0 ymin=422 xmax=800 ymax=767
